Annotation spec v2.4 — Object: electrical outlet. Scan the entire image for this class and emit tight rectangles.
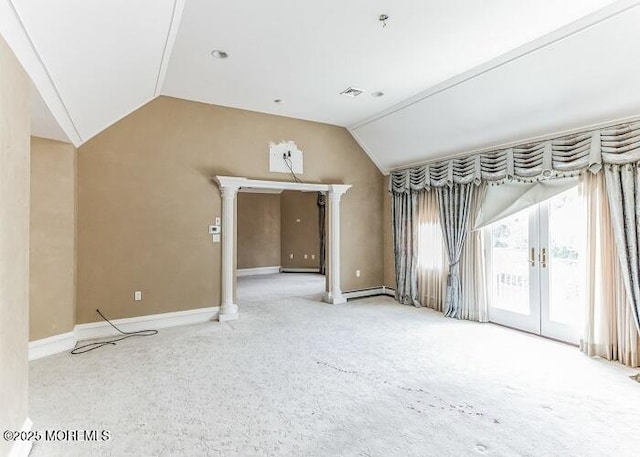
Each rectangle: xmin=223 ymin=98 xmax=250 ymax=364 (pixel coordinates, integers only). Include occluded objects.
xmin=289 ymin=253 xmax=294 ymax=259
xmin=311 ymin=254 xmax=315 ymax=260
xmin=296 ymin=218 xmax=301 ymax=223
xmin=356 ymin=270 xmax=361 ymax=277
xmin=304 ymin=254 xmax=308 ymax=259
xmin=134 ymin=291 xmax=142 ymax=301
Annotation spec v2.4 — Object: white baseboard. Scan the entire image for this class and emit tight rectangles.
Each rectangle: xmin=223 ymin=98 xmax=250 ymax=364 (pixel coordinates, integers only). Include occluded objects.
xmin=8 ymin=417 xmax=33 ymax=457
xmin=344 ymin=286 xmax=396 ymax=300
xmin=27 ymin=285 xmax=397 ymax=360
xmin=236 ymin=266 xmax=281 ymax=277
xmin=281 ymin=268 xmax=320 ymax=273
xmin=29 ymin=331 xmax=76 ymax=361
xmin=74 ymin=306 xmax=220 ymax=340
xmin=29 ymin=306 xmax=220 ymax=360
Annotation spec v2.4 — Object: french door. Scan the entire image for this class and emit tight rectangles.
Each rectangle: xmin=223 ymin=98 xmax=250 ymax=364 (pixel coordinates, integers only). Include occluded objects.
xmin=486 ymin=187 xmax=586 ymax=344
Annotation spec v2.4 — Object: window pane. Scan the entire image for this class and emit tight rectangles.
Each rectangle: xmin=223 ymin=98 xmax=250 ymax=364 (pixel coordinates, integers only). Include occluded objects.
xmin=491 ymin=210 xmax=530 ymax=314
xmin=547 ymin=188 xmax=585 ymax=326
xmin=418 ymin=222 xmax=447 ymax=270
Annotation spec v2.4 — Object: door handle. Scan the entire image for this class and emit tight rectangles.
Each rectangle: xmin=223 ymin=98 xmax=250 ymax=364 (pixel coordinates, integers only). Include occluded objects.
xmin=529 ymin=248 xmax=536 ymax=267
xmin=540 ymin=248 xmax=547 ymax=268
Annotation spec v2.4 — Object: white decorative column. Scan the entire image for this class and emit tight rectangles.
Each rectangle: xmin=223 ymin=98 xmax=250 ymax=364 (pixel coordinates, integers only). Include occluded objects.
xmin=218 ymin=182 xmax=240 ymax=321
xmin=323 ymin=185 xmax=350 ymax=304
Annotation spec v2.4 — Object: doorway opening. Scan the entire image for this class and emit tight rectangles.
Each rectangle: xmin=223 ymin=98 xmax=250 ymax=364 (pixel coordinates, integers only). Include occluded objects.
xmin=236 ymin=189 xmax=326 ymax=301
xmin=214 ymin=176 xmax=351 ymax=321
xmin=485 ymin=186 xmax=586 ymax=344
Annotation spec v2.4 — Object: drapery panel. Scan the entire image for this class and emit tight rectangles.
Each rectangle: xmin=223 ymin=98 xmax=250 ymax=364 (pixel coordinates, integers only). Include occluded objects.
xmin=416 ymin=191 xmax=447 ymax=311
xmin=390 ymin=120 xmax=640 ymax=192
xmin=436 ymin=183 xmax=477 ymax=318
xmin=581 ymin=172 xmax=639 ymax=367
xmin=392 ymin=191 xmax=419 ymax=305
xmin=460 ymin=184 xmax=488 ymax=322
xmin=603 ymin=164 xmax=640 ymax=335
xmin=395 ymin=186 xmax=487 ymax=320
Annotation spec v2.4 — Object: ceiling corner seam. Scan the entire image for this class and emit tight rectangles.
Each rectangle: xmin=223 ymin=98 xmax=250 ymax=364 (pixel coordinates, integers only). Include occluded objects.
xmin=154 ymin=0 xmax=185 ymax=97
xmin=347 ymin=127 xmax=388 ymax=175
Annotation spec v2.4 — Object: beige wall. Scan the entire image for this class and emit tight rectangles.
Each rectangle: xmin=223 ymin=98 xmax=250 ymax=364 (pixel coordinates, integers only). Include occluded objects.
xmin=281 ymin=190 xmax=320 ymax=269
xmin=383 ymin=176 xmax=395 ymax=288
xmin=0 ymin=35 xmax=30 ymax=457
xmin=237 ymin=192 xmax=281 ymax=269
xmin=30 ymin=137 xmax=76 ymax=340
xmin=237 ymin=190 xmax=323 ymax=271
xmin=77 ymin=96 xmax=383 ymax=323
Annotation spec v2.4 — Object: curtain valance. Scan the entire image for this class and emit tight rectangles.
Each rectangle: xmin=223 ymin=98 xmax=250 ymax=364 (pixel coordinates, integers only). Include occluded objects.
xmin=390 ymin=121 xmax=640 ymax=192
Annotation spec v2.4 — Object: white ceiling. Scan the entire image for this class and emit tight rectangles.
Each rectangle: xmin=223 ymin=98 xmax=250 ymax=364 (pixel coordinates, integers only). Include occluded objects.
xmin=163 ymin=0 xmax=618 ymax=128
xmin=3 ymin=0 xmax=639 ymax=173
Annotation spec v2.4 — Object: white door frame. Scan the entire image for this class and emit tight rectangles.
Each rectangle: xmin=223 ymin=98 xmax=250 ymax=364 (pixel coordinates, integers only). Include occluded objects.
xmin=215 ymin=176 xmax=351 ymax=321
xmin=486 ymin=190 xmax=583 ymax=344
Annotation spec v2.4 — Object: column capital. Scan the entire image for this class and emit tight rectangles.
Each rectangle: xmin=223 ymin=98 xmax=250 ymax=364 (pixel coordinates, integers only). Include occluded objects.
xmin=220 ymin=185 xmax=240 ymax=199
xmin=215 ymin=176 xmax=246 ymax=198
xmin=328 ymin=184 xmax=351 ymax=201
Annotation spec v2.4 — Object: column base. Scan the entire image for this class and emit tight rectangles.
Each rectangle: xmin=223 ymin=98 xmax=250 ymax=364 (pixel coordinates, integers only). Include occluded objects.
xmin=323 ymin=291 xmax=347 ymax=305
xmin=218 ymin=311 xmax=239 ymax=322
xmin=218 ymin=303 xmax=239 ymax=322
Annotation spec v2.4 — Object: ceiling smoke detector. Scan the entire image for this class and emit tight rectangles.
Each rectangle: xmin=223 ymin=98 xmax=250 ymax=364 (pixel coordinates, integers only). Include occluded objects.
xmin=340 ymin=87 xmax=365 ymax=98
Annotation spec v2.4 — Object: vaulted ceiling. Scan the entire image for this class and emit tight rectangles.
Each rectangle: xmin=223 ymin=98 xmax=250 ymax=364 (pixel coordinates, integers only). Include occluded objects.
xmin=2 ymin=0 xmax=639 ymax=173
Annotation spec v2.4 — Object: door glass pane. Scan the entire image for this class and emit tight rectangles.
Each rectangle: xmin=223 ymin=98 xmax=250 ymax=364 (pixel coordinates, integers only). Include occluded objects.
xmin=547 ymin=188 xmax=586 ymax=326
xmin=491 ymin=210 xmax=530 ymax=314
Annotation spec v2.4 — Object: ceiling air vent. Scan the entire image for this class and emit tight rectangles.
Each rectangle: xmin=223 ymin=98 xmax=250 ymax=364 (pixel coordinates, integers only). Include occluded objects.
xmin=340 ymin=87 xmax=365 ymax=97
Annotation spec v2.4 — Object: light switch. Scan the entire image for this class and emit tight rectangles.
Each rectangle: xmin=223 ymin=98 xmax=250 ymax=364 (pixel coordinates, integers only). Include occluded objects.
xmin=215 ymin=217 xmax=221 ymax=225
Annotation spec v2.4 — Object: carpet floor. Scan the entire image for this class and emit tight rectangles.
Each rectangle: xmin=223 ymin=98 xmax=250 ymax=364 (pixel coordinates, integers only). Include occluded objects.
xmin=29 ymin=273 xmax=639 ymax=456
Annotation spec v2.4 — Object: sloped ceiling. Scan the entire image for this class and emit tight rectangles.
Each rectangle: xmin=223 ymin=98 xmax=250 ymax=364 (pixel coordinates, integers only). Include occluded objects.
xmin=0 ymin=0 xmax=184 ymax=145
xmin=351 ymin=0 xmax=640 ymax=171
xmin=2 ymin=0 xmax=639 ymax=174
